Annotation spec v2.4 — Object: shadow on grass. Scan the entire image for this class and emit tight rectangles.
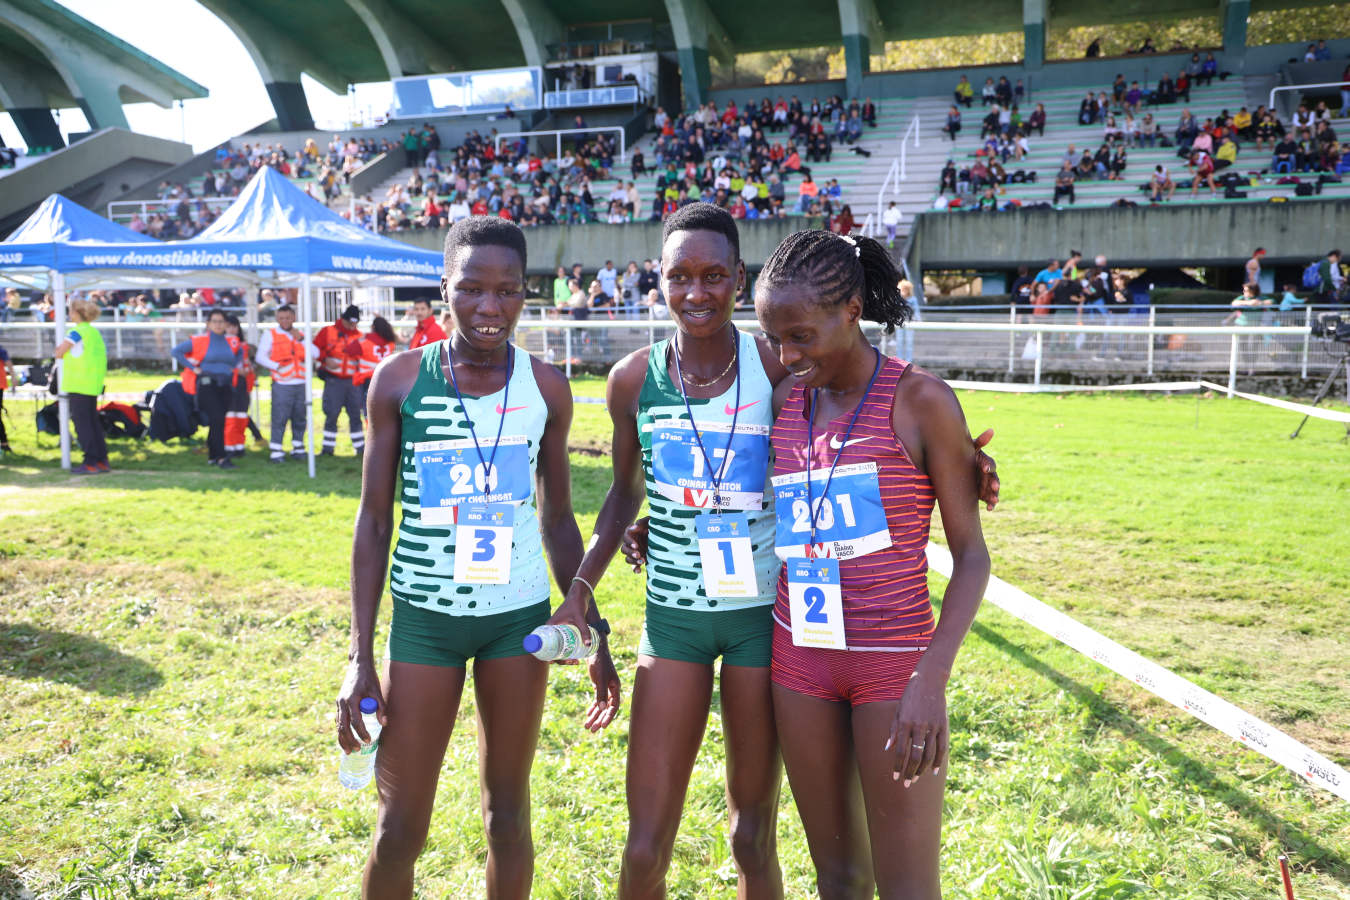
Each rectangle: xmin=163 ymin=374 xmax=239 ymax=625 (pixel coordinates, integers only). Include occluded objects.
xmin=0 ymin=865 xmax=34 ymax=898
xmin=972 ymin=620 xmax=1350 ymax=887
xmin=0 ymin=623 xmax=163 ymax=696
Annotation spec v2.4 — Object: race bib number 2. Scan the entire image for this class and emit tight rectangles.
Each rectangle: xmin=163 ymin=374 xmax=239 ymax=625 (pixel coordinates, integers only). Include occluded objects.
xmin=453 ymin=504 xmax=514 ymax=584
xmin=786 ymin=557 xmax=845 ymax=649
xmin=414 ymin=436 xmax=531 ymax=525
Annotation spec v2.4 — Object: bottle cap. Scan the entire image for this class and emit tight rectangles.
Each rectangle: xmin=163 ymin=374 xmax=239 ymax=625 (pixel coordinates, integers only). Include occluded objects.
xmin=522 ymin=633 xmax=543 ymax=654
xmin=359 ymin=697 xmax=378 ymax=714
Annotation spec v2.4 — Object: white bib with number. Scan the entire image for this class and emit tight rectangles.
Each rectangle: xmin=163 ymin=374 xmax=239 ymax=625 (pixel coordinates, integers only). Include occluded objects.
xmin=771 ymin=462 xmax=891 ymax=561
xmin=695 ymin=512 xmax=759 ymax=598
xmin=413 ymin=435 xmax=531 ymax=525
xmin=786 ymin=557 xmax=846 ymax=648
xmin=453 ymin=503 xmax=515 ymax=584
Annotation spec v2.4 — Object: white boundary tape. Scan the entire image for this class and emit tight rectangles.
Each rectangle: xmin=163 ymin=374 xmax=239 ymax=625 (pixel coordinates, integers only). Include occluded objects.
xmin=945 ymin=378 xmax=1350 ymax=425
xmin=924 ymin=542 xmax=1350 ymax=804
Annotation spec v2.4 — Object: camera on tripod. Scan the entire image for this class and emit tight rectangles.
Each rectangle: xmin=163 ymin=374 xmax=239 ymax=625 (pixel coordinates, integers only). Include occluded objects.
xmin=1310 ymin=312 xmax=1350 ymax=344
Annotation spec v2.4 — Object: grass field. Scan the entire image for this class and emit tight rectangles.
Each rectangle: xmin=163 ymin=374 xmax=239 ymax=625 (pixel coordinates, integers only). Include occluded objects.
xmin=1 ymin=369 xmax=1348 ymax=899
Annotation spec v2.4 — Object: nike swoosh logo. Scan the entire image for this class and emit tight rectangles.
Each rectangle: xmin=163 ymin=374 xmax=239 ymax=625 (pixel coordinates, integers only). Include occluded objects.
xmin=828 ymin=436 xmax=871 ymax=450
xmin=496 ymin=404 xmax=528 ymax=414
xmin=724 ymin=400 xmax=760 ymax=416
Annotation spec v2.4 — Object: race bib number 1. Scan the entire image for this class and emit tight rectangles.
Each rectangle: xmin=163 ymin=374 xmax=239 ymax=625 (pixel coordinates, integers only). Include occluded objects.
xmin=453 ymin=504 xmax=514 ymax=584
xmin=695 ymin=513 xmax=758 ymax=598
xmin=786 ymin=557 xmax=845 ymax=649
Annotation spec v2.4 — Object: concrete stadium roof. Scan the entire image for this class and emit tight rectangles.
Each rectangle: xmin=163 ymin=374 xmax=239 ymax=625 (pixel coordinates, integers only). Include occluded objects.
xmin=0 ymin=0 xmax=206 ymax=114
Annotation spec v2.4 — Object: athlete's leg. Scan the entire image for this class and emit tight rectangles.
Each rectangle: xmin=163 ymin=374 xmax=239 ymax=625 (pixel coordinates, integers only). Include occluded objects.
xmin=772 ymin=684 xmax=873 ymax=900
xmin=473 ymin=653 xmax=550 ymax=900
xmin=619 ymin=656 xmax=715 ymax=899
xmin=363 ymin=661 xmax=466 ymax=900
xmin=719 ymin=664 xmax=783 ymax=899
xmin=851 ymin=701 xmax=946 ymax=900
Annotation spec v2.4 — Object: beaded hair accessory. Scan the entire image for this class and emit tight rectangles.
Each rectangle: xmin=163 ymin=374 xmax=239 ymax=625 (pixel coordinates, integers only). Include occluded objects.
xmin=839 ymin=233 xmax=860 ymax=256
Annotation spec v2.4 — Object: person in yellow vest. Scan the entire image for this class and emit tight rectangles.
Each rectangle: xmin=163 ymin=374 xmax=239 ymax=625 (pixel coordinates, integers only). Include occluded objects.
xmin=52 ymin=299 xmax=109 ymax=474
xmin=313 ymin=304 xmax=365 ymax=456
xmin=256 ymin=303 xmax=316 ymax=463
xmin=172 ymin=308 xmax=244 ymax=469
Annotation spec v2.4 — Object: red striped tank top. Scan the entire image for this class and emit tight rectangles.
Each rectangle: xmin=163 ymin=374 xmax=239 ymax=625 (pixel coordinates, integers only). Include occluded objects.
xmin=772 ymin=355 xmax=936 ymax=648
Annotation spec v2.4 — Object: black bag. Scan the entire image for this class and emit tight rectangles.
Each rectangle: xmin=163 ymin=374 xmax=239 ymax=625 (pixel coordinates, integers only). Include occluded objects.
xmin=1295 ymin=182 xmax=1315 ymax=196
xmin=25 ymin=361 xmax=51 ymax=387
xmin=1224 ymin=186 xmax=1248 ymax=198
xmin=36 ymin=402 xmax=60 ymax=435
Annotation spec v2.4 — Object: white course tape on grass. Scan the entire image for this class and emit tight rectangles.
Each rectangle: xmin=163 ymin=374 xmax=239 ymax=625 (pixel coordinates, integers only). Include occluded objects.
xmin=946 ymin=378 xmax=1350 ymax=424
xmin=925 ymin=542 xmax=1350 ymax=804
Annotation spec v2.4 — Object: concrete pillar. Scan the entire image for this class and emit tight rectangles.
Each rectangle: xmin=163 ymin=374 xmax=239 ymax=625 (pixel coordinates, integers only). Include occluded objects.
xmin=837 ymin=0 xmax=883 ymax=100
xmin=664 ymin=0 xmax=731 ymax=109
xmin=499 ymin=0 xmax=564 ymax=69
xmin=345 ymin=0 xmax=458 ymax=76
xmin=265 ymin=82 xmax=316 ymax=132
xmin=70 ymin=73 xmax=129 ymax=130
xmin=8 ymin=108 xmax=65 ymax=150
xmin=1222 ymin=0 xmax=1250 ymax=58
xmin=1023 ymin=0 xmax=1046 ymax=70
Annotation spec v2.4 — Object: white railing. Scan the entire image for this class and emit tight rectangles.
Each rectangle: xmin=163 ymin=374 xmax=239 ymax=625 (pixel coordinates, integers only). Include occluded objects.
xmin=1269 ymin=80 xmax=1350 ymax=116
xmin=545 ymin=86 xmax=641 ymax=109
xmin=899 ymin=113 xmax=920 ymax=181
xmin=1 ymin=317 xmax=1329 ymax=395
xmin=875 ymin=159 xmax=901 ymax=232
xmin=495 ymin=125 xmax=627 ymax=163
xmin=106 ymin=197 xmax=235 ymax=226
xmin=858 ymin=212 xmax=875 ymax=238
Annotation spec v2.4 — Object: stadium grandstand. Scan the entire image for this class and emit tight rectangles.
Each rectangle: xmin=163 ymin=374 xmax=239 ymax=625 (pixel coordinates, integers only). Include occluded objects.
xmin=1 ymin=0 xmax=1347 ymax=317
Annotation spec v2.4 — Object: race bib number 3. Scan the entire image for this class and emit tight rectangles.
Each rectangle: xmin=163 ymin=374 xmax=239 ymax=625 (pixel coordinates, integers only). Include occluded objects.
xmin=414 ymin=436 xmax=531 ymax=525
xmin=695 ymin=513 xmax=758 ymax=598
xmin=771 ymin=462 xmax=892 ymax=561
xmin=453 ymin=504 xmax=514 ymax=584
xmin=786 ymin=557 xmax=845 ymax=649
xmin=649 ymin=421 xmax=770 ymax=510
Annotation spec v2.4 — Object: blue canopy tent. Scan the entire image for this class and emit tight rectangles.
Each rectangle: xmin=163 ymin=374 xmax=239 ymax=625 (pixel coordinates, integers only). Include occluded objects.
xmin=55 ymin=167 xmax=445 ymax=477
xmin=0 ymin=194 xmax=173 ymax=469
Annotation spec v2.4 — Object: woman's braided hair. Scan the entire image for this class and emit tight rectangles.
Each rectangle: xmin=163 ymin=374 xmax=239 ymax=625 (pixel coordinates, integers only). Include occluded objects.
xmin=756 ymin=231 xmax=912 ymax=334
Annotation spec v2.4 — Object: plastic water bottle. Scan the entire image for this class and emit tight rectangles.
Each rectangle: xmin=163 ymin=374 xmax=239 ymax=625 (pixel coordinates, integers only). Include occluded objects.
xmin=337 ymin=697 xmax=382 ymax=790
xmin=523 ymin=624 xmax=599 ymax=661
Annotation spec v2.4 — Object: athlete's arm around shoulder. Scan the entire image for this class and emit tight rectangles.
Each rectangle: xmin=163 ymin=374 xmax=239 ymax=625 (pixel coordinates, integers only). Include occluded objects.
xmin=337 ymin=347 xmax=421 ymax=753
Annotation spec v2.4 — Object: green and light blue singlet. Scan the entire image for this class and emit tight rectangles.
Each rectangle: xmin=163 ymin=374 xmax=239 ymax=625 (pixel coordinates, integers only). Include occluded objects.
xmin=637 ymin=328 xmax=778 ymax=611
xmin=390 ymin=341 xmax=549 ymax=614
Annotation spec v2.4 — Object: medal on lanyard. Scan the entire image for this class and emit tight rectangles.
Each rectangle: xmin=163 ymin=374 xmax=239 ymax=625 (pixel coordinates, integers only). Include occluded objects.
xmin=445 ymin=340 xmax=516 ymax=584
xmin=672 ymin=328 xmax=756 ymax=598
xmin=781 ymin=349 xmax=882 ymax=646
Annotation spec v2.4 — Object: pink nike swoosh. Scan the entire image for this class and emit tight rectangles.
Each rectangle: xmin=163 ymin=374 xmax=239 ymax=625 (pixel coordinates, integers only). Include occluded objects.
xmin=496 ymin=404 xmax=528 ymax=414
xmin=724 ymin=400 xmax=760 ymax=416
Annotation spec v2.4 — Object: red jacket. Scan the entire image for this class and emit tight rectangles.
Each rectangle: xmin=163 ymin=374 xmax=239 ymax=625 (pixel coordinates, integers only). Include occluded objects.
xmin=353 ymin=334 xmax=396 ymax=386
xmin=410 ymin=317 xmax=447 ymax=349
xmin=315 ymin=321 xmax=362 ymax=379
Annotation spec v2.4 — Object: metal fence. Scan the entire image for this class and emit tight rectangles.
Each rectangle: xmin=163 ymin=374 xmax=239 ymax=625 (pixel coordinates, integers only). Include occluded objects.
xmin=1 ymin=306 xmax=1342 ymax=392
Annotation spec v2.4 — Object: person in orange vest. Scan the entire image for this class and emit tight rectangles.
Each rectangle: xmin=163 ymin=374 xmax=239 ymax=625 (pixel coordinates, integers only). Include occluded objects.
xmin=408 ymin=297 xmax=446 ymax=348
xmin=171 ymin=308 xmax=243 ymax=469
xmin=256 ymin=303 xmax=315 ymax=462
xmin=223 ymin=314 xmax=263 ymax=457
xmin=313 ymin=304 xmax=365 ymax=456
xmin=0 ymin=341 xmax=13 ymax=453
xmin=351 ymin=316 xmax=398 ymax=414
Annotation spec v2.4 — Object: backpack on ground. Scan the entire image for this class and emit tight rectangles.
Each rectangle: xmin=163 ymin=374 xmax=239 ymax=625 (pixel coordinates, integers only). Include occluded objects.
xmin=1302 ymin=261 xmax=1323 ymax=290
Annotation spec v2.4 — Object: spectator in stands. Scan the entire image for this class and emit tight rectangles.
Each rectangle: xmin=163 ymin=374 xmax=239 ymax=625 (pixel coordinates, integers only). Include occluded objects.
xmin=981 ymin=78 xmax=997 ymax=106
xmin=1213 ymin=135 xmax=1238 ymax=171
xmin=1146 ymin=163 xmax=1175 ymax=203
xmin=996 ymin=76 xmax=1013 ymax=107
xmin=1085 ymin=36 xmax=1102 ymax=58
xmin=954 ymin=75 xmax=974 ymax=107
xmin=939 ymin=160 xmax=958 ymax=196
xmin=597 ymin=260 xmax=619 ymax=305
xmin=1112 ymin=74 xmax=1127 ymax=105
xmin=1199 ymin=53 xmax=1218 ymax=86
xmin=637 ymin=258 xmax=661 ymax=302
xmin=1079 ymin=91 xmax=1098 ymax=125
xmin=1053 ymin=162 xmax=1074 ymax=205
xmin=1124 ymin=82 xmax=1143 ymax=115
xmin=1272 ymin=132 xmax=1299 ymax=174
xmin=1316 ymin=250 xmax=1346 ymax=306
xmin=942 ymin=106 xmax=962 ymax=141
xmin=1187 ymin=149 xmax=1218 ymax=197
xmin=1135 ymin=37 xmax=1156 ymax=54
xmin=1035 ymin=259 xmax=1062 ymax=288
xmin=862 ymin=97 xmax=877 ymax=127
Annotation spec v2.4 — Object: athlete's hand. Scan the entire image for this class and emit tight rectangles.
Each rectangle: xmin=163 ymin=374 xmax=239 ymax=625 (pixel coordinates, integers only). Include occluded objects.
xmin=621 ymin=517 xmax=650 ymax=571
xmin=584 ymin=644 xmax=622 ymax=732
xmin=546 ymin=590 xmax=594 ymax=666
xmin=336 ymin=658 xmax=387 ymax=754
xmin=972 ymin=429 xmax=1000 ymax=511
xmin=884 ymin=671 xmax=948 ymax=788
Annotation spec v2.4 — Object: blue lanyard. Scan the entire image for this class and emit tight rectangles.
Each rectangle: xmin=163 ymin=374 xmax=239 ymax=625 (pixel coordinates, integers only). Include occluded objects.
xmin=444 ymin=338 xmax=512 ymax=484
xmin=805 ymin=347 xmax=882 ymax=544
xmin=670 ymin=324 xmax=740 ymax=509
